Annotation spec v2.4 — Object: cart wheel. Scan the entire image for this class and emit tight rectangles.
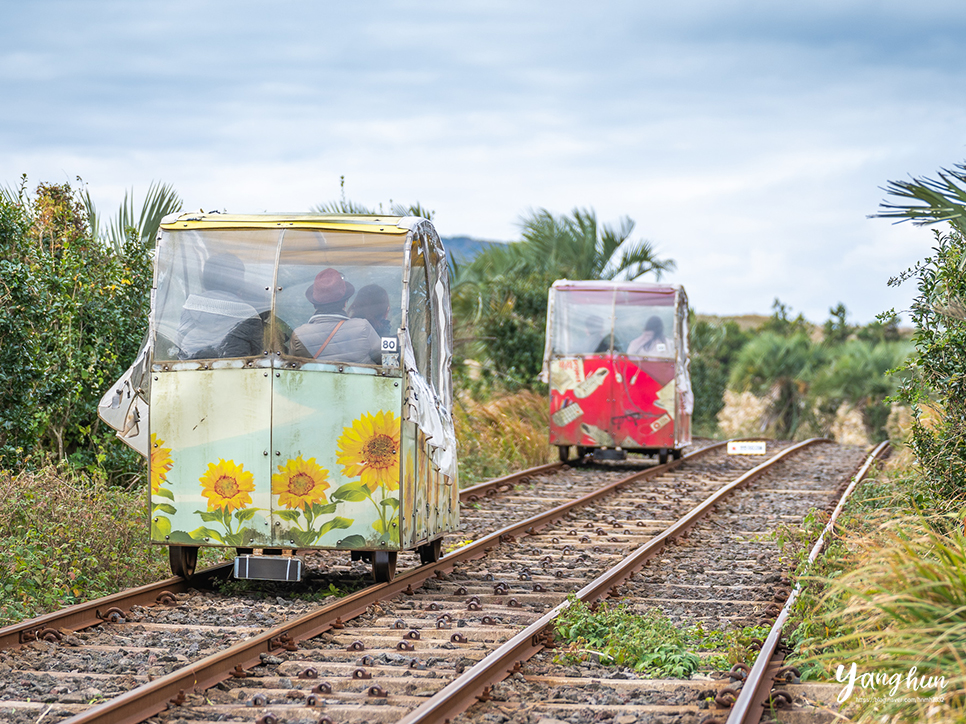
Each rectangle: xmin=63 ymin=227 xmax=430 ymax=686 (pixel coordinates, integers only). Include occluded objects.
xmin=372 ymin=551 xmax=397 ymax=583
xmin=417 ymin=538 xmax=443 ymax=565
xmin=671 ymin=448 xmax=682 ymax=460
xmin=557 ymin=445 xmax=570 ymax=463
xmin=658 ymin=448 xmax=669 ymax=465
xmin=169 ymin=545 xmax=198 ymax=579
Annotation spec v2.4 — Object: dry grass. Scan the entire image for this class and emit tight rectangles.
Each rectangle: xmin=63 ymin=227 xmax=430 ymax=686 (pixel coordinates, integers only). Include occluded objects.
xmin=830 ymin=402 xmax=872 ymax=446
xmin=454 ymin=389 xmax=556 ymax=485
xmin=786 ymin=452 xmax=966 ymax=723
xmin=806 ymin=512 xmax=966 ymax=723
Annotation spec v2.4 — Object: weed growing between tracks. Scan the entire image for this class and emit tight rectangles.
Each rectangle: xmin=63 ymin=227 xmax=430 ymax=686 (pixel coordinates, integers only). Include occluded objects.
xmin=215 ymin=578 xmax=364 ymax=602
xmin=551 ymin=594 xmax=771 ymax=678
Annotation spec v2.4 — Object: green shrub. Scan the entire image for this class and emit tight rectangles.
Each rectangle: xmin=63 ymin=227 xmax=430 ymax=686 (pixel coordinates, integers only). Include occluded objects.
xmin=0 ymin=466 xmax=168 ymax=626
xmin=0 ymin=179 xmax=151 ymax=482
xmin=890 ymin=230 xmax=966 ymax=503
xmin=689 ymin=316 xmax=751 ymax=436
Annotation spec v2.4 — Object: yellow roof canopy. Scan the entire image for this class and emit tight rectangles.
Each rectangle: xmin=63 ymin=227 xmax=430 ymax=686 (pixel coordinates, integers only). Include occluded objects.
xmin=160 ymin=213 xmax=410 ymax=234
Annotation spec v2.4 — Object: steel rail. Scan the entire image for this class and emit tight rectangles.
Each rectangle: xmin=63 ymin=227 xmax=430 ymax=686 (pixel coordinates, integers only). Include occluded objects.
xmin=3 ymin=448 xmax=659 ymax=649
xmin=396 ymin=438 xmax=828 ymax=724
xmin=722 ymin=439 xmax=892 ymax=724
xmin=0 ymin=563 xmax=232 ymax=650
xmin=459 ymin=461 xmax=565 ymax=503
xmin=62 ymin=440 xmax=727 ymax=724
xmin=3 ymin=457 xmax=567 ymax=651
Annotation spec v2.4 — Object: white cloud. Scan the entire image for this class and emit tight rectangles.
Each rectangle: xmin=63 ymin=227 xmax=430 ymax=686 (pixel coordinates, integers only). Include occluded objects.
xmin=2 ymin=1 xmax=965 ymax=325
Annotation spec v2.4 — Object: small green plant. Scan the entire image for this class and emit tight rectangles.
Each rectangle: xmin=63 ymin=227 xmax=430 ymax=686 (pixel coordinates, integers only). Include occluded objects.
xmin=691 ymin=622 xmax=773 ymax=670
xmin=443 ymin=538 xmax=474 ymax=553
xmin=552 ymin=595 xmax=700 ymax=677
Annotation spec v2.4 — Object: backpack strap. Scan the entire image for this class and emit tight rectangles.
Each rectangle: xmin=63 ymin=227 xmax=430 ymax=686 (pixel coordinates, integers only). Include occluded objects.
xmin=313 ymin=319 xmax=347 ymax=359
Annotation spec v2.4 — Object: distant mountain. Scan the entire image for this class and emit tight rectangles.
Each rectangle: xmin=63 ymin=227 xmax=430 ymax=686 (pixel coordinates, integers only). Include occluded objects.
xmin=440 ymin=236 xmax=506 ymax=263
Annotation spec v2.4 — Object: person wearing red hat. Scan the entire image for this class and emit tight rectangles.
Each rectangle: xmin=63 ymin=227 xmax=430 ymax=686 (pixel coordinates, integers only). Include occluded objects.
xmin=290 ymin=268 xmax=382 ymax=363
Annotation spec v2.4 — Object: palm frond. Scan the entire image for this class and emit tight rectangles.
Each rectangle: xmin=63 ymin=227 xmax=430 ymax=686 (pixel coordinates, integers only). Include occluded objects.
xmin=876 ymin=163 xmax=966 ymax=236
xmin=312 ymin=199 xmax=376 ymax=214
xmin=94 ymin=181 xmax=183 ymax=253
xmin=391 ymin=201 xmax=434 ymax=220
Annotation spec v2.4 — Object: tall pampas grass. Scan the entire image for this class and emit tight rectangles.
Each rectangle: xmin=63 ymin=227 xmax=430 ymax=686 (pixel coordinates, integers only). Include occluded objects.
xmin=804 ymin=510 xmax=966 ymax=723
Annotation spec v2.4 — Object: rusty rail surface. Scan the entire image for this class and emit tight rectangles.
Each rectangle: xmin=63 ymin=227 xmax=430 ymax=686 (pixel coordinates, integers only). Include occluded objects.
xmin=459 ymin=461 xmax=565 ymax=503
xmin=0 ymin=563 xmax=232 ymax=651
xmin=61 ymin=441 xmax=728 ymax=724
xmin=396 ymin=438 xmax=828 ymax=724
xmin=720 ymin=440 xmax=892 ymax=724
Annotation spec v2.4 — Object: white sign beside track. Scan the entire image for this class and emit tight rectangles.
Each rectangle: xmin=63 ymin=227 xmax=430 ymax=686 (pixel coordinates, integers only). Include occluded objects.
xmin=727 ymin=441 xmax=767 ymax=455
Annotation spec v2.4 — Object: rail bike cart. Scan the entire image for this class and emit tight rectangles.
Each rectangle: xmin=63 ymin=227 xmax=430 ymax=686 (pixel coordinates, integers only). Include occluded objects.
xmin=543 ymin=280 xmax=692 ymax=464
xmin=98 ymin=213 xmax=458 ymax=583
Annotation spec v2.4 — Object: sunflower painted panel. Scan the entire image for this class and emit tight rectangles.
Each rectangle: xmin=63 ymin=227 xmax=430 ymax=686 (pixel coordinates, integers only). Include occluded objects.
xmin=149 ymin=369 xmax=273 ymax=547
xmin=271 ymin=370 xmax=403 ymax=549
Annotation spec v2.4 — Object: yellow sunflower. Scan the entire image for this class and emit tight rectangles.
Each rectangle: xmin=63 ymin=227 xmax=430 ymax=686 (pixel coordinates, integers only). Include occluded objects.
xmin=150 ymin=433 xmax=174 ymax=495
xmin=199 ymin=459 xmax=255 ymax=512
xmin=272 ymin=456 xmax=330 ymax=509
xmin=336 ymin=410 xmax=401 ymax=492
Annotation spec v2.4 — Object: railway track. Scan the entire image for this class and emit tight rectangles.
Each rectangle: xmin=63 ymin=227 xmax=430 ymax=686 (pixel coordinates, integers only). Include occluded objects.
xmin=0 ymin=439 xmax=878 ymax=724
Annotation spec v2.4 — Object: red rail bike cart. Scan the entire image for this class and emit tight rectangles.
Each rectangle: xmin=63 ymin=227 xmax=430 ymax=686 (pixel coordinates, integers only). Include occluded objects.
xmin=543 ymin=280 xmax=692 ymax=463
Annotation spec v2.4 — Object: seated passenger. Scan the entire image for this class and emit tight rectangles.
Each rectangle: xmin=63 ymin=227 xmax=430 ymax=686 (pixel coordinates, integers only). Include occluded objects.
xmin=349 ymin=283 xmax=392 ymax=338
xmin=627 ymin=315 xmax=671 ymax=357
xmin=574 ymin=314 xmax=614 ymax=355
xmin=178 ymin=253 xmax=263 ymax=359
xmin=290 ymin=268 xmax=381 ymax=364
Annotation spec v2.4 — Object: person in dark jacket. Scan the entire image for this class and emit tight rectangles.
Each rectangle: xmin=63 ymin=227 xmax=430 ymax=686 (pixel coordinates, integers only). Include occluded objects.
xmin=349 ymin=283 xmax=392 ymax=338
xmin=290 ymin=268 xmax=381 ymax=364
xmin=178 ymin=253 xmax=263 ymax=359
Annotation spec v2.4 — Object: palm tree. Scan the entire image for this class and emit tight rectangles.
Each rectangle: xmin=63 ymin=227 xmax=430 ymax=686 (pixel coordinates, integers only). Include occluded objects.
xmin=728 ymin=332 xmax=820 ymax=438
xmin=494 ymin=207 xmax=675 ymax=281
xmin=82 ymin=181 xmax=183 ymax=253
xmin=810 ymin=339 xmax=912 ymax=439
xmin=314 ymin=176 xmax=434 ymax=220
xmin=458 ymin=207 xmax=674 ymax=384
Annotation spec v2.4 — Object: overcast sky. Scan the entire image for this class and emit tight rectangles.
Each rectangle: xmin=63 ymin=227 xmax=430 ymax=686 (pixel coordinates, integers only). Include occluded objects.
xmin=3 ymin=1 xmax=965 ymax=323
